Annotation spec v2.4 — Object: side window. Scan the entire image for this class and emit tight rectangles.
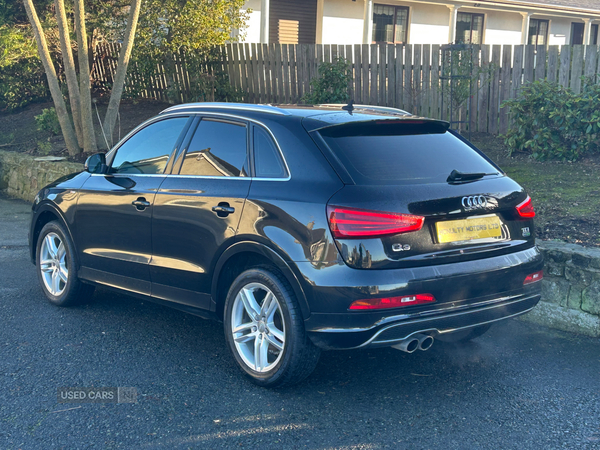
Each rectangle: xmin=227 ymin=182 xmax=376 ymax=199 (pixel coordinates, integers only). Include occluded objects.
xmin=253 ymin=126 xmax=286 ymax=178
xmin=180 ymin=119 xmax=248 ymax=177
xmin=110 ymin=117 xmax=188 ymax=174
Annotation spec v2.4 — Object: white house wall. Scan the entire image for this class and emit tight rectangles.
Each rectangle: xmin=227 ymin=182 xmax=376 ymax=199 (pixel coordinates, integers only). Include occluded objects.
xmin=240 ymin=0 xmax=598 ymax=46
xmin=548 ymin=17 xmax=572 ymax=45
xmin=403 ymin=1 xmax=449 ymax=44
xmin=321 ymin=0 xmax=364 ymax=44
xmin=241 ymin=0 xmax=262 ymax=43
xmin=483 ymin=9 xmax=523 ymax=45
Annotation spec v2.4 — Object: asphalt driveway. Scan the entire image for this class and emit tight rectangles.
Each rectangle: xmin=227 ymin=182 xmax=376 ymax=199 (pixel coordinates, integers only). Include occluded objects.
xmin=1 ymin=195 xmax=599 ymax=449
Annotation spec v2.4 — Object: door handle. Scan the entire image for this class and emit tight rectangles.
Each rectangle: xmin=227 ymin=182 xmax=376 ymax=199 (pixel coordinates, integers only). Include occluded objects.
xmin=212 ymin=204 xmax=235 ymax=216
xmin=132 ymin=198 xmax=151 ymax=211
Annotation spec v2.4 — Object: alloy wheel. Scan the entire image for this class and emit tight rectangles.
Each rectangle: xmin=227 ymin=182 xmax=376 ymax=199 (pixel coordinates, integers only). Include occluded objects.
xmin=39 ymin=232 xmax=68 ymax=296
xmin=230 ymin=282 xmax=286 ymax=372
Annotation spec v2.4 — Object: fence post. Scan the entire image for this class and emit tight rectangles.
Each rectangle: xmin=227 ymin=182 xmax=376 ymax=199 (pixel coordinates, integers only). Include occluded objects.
xmin=547 ymin=46 xmax=559 ymax=84
xmin=535 ymin=45 xmax=546 ymax=81
xmin=361 ymin=44 xmax=369 ymax=104
xmin=422 ymin=44 xmax=431 ymax=118
xmin=403 ymin=44 xmax=412 ymax=112
xmin=413 ymin=44 xmax=422 ymax=115
xmin=430 ymin=44 xmax=439 ymax=119
xmin=499 ymin=45 xmax=512 ymax=135
xmin=370 ymin=44 xmax=377 ymax=105
xmin=396 ymin=44 xmax=405 ymax=110
xmin=559 ymin=45 xmax=571 ymax=88
xmin=584 ymin=45 xmax=598 ymax=83
xmin=488 ymin=45 xmax=501 ymax=135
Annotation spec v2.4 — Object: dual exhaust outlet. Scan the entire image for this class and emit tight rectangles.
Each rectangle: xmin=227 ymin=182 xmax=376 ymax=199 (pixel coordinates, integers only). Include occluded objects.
xmin=392 ymin=333 xmax=434 ymax=353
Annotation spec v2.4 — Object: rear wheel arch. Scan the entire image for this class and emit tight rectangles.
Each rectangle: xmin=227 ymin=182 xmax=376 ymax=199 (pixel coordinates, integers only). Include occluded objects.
xmin=211 ymin=242 xmax=310 ymax=321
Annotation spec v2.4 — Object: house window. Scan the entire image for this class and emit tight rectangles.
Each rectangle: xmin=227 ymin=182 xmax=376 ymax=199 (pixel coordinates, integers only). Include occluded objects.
xmin=528 ymin=19 xmax=549 ymax=48
xmin=372 ymin=4 xmax=409 ymax=44
xmin=571 ymin=22 xmax=584 ymax=45
xmin=455 ymin=12 xmax=484 ymax=45
xmin=592 ymin=24 xmax=599 ymax=45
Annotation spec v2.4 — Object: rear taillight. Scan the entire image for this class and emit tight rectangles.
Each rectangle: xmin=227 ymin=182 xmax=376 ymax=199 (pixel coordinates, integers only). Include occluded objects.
xmin=349 ymin=294 xmax=436 ymax=310
xmin=516 ymin=196 xmax=535 ymax=218
xmin=524 ymin=270 xmax=543 ymax=285
xmin=327 ymin=206 xmax=424 ymax=239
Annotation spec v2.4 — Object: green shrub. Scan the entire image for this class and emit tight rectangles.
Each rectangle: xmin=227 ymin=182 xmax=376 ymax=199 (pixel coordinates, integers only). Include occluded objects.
xmin=502 ymin=80 xmax=600 ymax=161
xmin=35 ymin=108 xmax=61 ymax=135
xmin=0 ymin=25 xmax=50 ymax=111
xmin=36 ymin=140 xmax=52 ymax=155
xmin=303 ymin=57 xmax=352 ymax=105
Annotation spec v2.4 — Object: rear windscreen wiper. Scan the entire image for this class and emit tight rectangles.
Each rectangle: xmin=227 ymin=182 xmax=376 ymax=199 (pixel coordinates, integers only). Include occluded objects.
xmin=446 ymin=169 xmax=498 ymax=183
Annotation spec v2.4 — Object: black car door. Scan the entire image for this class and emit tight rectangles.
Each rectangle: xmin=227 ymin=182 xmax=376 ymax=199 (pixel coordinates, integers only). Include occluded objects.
xmin=150 ymin=116 xmax=251 ymax=309
xmin=74 ymin=116 xmax=191 ymax=294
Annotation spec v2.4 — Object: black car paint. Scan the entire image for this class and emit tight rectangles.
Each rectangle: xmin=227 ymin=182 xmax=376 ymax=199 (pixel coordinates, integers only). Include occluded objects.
xmin=29 ymin=104 xmax=543 ymax=350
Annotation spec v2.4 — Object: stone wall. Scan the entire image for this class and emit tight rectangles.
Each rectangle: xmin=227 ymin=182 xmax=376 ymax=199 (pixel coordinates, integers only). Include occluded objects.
xmin=0 ymin=150 xmax=82 ymax=202
xmin=520 ymin=241 xmax=600 ymax=337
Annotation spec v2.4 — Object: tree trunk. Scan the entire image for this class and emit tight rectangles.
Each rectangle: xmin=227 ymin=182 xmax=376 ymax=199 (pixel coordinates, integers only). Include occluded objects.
xmin=22 ymin=0 xmax=81 ymax=156
xmin=54 ymin=0 xmax=83 ymax=147
xmin=73 ymin=0 xmax=97 ymax=153
xmin=103 ymin=0 xmax=142 ymax=148
xmin=163 ymin=50 xmax=178 ymax=105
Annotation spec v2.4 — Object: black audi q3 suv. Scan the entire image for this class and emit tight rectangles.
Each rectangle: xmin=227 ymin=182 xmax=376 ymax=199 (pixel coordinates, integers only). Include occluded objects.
xmin=29 ymin=103 xmax=543 ymax=386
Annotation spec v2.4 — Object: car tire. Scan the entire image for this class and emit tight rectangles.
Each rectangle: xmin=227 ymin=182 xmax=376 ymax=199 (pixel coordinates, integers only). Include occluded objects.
xmin=436 ymin=324 xmax=492 ymax=343
xmin=224 ymin=267 xmax=321 ymax=387
xmin=36 ymin=221 xmax=95 ymax=306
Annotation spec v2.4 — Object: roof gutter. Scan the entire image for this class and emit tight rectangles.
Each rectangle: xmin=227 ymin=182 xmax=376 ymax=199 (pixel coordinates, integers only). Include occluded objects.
xmin=412 ymin=0 xmax=600 ymax=18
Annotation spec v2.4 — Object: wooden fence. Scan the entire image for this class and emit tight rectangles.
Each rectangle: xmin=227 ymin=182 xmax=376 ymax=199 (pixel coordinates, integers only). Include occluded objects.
xmin=92 ymin=43 xmax=600 ymax=135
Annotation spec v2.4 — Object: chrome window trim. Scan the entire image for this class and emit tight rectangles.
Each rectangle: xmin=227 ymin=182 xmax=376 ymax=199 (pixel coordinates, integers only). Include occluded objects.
xmin=167 ymin=175 xmax=290 ymax=182
xmin=181 ymin=112 xmax=291 ymax=181
xmin=89 ymin=173 xmax=289 ymax=182
xmin=90 ymin=173 xmax=166 ymax=178
xmin=104 ymin=110 xmax=291 ymax=181
xmin=159 ymin=102 xmax=292 ymax=116
xmin=105 ymin=112 xmax=193 ymax=160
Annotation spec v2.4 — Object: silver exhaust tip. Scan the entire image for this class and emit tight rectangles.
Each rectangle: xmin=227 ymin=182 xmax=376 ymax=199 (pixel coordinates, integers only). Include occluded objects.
xmin=417 ymin=334 xmax=434 ymax=351
xmin=391 ymin=337 xmax=420 ymax=353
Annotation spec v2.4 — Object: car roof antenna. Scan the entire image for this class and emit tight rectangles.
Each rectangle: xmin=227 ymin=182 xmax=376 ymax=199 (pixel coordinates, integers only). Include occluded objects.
xmin=342 ymin=100 xmax=354 ymax=115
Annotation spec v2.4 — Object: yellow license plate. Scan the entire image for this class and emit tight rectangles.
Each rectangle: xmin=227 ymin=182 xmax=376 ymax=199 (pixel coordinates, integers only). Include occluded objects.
xmin=436 ymin=215 xmax=502 ymax=244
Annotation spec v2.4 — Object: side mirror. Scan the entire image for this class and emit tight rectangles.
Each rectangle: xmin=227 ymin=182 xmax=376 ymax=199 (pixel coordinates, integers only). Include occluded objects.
xmin=84 ymin=153 xmax=108 ymax=174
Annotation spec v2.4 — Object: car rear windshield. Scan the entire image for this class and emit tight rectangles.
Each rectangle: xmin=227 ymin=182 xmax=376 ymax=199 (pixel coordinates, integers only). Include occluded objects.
xmin=318 ymin=121 xmax=499 ymax=185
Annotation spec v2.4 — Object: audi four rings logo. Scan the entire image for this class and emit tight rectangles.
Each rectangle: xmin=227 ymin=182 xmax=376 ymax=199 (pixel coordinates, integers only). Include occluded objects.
xmin=462 ymin=195 xmax=488 ymax=209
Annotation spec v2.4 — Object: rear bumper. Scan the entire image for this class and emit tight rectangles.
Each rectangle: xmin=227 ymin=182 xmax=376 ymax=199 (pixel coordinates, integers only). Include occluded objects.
xmin=296 ymin=245 xmax=543 ymax=350
xmin=306 ymin=290 xmax=540 ymax=349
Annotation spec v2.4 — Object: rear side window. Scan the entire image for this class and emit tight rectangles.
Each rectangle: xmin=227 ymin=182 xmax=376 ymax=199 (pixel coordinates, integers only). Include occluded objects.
xmin=253 ymin=126 xmax=286 ymax=178
xmin=180 ymin=119 xmax=248 ymax=177
xmin=319 ymin=122 xmax=499 ymax=185
xmin=110 ymin=117 xmax=188 ymax=174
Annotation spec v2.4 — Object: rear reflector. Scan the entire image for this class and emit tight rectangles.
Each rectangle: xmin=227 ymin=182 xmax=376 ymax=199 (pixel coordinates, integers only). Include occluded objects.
xmin=349 ymin=294 xmax=436 ymax=310
xmin=327 ymin=206 xmax=424 ymax=239
xmin=516 ymin=196 xmax=535 ymax=218
xmin=523 ymin=270 xmax=543 ymax=285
